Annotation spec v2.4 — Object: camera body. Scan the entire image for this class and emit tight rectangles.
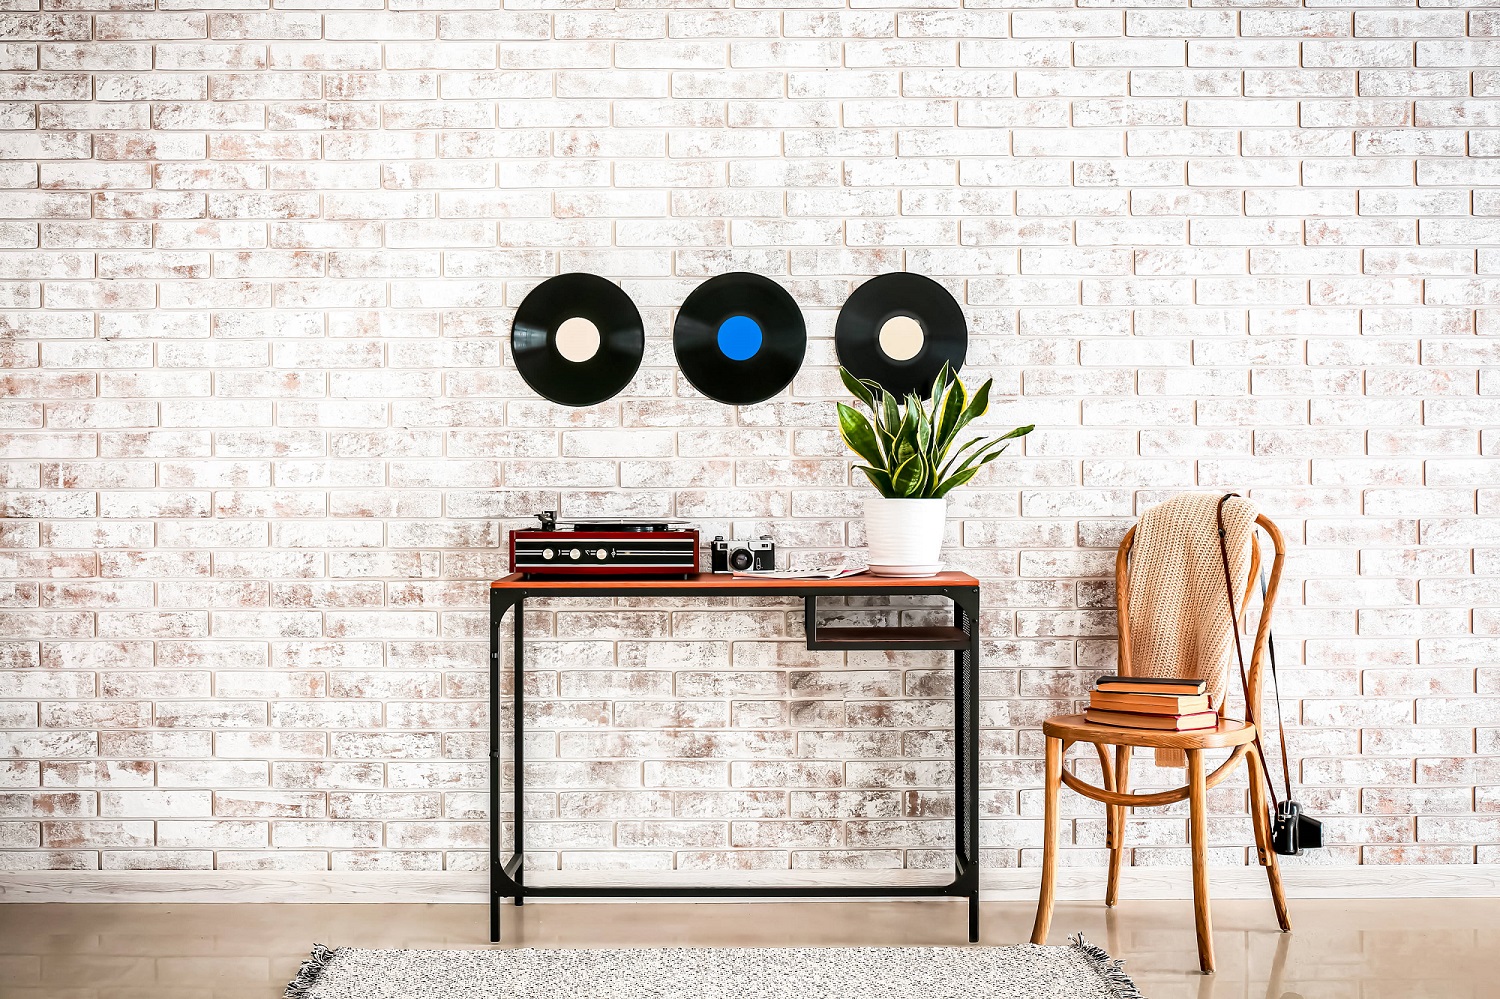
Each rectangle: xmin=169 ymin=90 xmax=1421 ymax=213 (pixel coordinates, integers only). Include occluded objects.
xmin=1270 ymin=800 xmax=1323 ymax=856
xmin=710 ymin=536 xmax=775 ymax=573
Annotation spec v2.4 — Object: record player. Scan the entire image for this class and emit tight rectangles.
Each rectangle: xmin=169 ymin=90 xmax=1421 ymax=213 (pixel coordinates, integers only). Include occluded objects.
xmin=510 ymin=512 xmax=700 ymax=578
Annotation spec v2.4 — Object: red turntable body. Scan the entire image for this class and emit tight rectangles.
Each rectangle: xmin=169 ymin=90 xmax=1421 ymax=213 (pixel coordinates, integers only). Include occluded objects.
xmin=509 ymin=513 xmax=699 ymax=578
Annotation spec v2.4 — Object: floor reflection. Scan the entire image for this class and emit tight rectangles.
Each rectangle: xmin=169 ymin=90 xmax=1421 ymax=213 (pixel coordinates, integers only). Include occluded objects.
xmin=0 ymin=897 xmax=1495 ymax=997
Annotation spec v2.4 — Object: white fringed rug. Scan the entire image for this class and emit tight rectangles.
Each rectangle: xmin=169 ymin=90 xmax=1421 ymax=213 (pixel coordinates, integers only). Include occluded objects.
xmin=285 ymin=937 xmax=1144 ymax=999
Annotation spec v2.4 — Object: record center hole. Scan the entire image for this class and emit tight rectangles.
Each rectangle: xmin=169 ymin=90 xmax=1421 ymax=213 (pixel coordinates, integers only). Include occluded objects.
xmin=555 ymin=316 xmax=601 ymax=363
xmin=717 ymin=315 xmax=763 ymax=361
xmin=878 ymin=315 xmax=925 ymax=362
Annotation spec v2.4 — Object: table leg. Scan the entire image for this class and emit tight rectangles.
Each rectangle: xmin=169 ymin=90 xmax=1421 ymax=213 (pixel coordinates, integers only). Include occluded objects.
xmin=953 ymin=588 xmax=981 ymax=943
xmin=513 ymin=595 xmax=526 ymax=906
xmin=489 ymin=589 xmax=502 ymax=942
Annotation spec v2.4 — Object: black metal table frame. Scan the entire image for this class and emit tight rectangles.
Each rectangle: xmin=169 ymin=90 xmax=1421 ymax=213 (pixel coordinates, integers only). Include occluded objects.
xmin=488 ymin=577 xmax=981 ymax=943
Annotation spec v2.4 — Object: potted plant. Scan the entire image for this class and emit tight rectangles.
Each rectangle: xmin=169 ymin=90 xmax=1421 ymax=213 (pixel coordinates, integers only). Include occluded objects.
xmin=837 ymin=365 xmax=1033 ymax=577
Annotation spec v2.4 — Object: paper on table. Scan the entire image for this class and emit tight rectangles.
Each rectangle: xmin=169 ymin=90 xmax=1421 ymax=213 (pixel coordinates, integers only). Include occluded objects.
xmin=732 ymin=556 xmax=868 ymax=580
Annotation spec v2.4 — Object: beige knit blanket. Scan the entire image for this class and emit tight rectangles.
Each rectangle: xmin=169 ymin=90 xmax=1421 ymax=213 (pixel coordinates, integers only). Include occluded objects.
xmin=1124 ymin=493 xmax=1257 ymax=765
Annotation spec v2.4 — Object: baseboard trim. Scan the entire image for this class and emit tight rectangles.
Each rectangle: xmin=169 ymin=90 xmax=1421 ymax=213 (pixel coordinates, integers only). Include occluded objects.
xmin=2 ymin=866 xmax=1498 ymax=904
xmin=981 ymin=865 xmax=1500 ymax=900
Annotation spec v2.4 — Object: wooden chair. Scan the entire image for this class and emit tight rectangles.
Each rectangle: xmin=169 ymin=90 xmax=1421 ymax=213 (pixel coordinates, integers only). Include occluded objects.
xmin=1029 ymin=513 xmax=1291 ymax=974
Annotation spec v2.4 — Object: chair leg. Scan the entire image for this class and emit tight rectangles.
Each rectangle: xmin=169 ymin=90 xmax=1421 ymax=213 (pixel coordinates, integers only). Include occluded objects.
xmin=1187 ymin=748 xmax=1215 ymax=974
xmin=1248 ymin=744 xmax=1292 ymax=932
xmin=1030 ymin=734 xmax=1063 ymax=945
xmin=1106 ymin=744 xmax=1129 ymax=907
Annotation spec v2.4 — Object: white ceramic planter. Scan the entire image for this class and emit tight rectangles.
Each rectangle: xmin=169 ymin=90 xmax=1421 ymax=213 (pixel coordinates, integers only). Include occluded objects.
xmin=864 ymin=496 xmax=947 ymax=577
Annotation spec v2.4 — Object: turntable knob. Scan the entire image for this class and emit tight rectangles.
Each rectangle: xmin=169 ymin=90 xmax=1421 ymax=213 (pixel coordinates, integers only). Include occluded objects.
xmin=570 ymin=548 xmax=581 ymax=560
xmin=542 ymin=548 xmax=555 ymax=560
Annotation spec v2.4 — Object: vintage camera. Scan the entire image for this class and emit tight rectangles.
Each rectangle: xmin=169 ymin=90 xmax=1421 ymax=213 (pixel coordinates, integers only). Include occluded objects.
xmin=710 ymin=536 xmax=775 ymax=573
xmin=1270 ymin=800 xmax=1323 ymax=856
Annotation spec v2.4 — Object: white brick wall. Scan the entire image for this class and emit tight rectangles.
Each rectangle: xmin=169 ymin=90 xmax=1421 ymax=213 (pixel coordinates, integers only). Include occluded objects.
xmin=1 ymin=1 xmax=1497 ymax=879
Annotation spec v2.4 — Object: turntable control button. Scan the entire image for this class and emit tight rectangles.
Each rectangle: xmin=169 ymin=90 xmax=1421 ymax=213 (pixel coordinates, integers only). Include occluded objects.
xmin=595 ymin=549 xmax=608 ymax=560
xmin=570 ymin=548 xmax=581 ymax=560
xmin=542 ymin=548 xmax=554 ymax=560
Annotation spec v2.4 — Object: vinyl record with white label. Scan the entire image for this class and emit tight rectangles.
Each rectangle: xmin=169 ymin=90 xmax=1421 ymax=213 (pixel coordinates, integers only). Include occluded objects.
xmin=672 ymin=272 xmax=806 ymax=406
xmin=511 ymin=273 xmax=644 ymax=407
xmin=835 ymin=272 xmax=967 ymax=399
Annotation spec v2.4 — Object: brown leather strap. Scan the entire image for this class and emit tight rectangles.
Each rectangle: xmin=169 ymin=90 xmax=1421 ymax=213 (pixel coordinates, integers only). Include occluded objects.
xmin=1215 ymin=493 xmax=1281 ymax=809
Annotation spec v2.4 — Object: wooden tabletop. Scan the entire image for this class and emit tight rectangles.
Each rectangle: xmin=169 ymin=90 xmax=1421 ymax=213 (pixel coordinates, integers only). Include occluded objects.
xmin=491 ymin=570 xmax=978 ymax=593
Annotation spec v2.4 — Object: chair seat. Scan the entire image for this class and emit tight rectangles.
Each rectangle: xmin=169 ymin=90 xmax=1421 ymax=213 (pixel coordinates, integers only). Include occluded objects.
xmin=1041 ymin=713 xmax=1258 ymax=750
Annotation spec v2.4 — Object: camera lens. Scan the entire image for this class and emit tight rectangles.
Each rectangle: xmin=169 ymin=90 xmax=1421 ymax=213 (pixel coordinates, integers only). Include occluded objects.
xmin=729 ymin=548 xmax=754 ymax=571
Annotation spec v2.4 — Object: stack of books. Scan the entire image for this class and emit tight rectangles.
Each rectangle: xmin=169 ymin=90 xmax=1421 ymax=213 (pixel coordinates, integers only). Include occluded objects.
xmin=1084 ymin=674 xmax=1217 ymax=731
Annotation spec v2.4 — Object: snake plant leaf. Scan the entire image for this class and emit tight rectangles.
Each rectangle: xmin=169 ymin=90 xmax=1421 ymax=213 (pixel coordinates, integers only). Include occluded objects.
xmin=989 ymin=424 xmax=1034 ymax=460
xmin=932 ymin=378 xmax=966 ymax=461
xmin=854 ymin=464 xmax=894 ymax=497
xmin=893 ymin=443 xmax=917 ymax=485
xmin=931 ymin=464 xmax=981 ymax=498
xmin=912 ymin=392 xmax=932 ymax=455
xmin=940 ymin=424 xmax=1033 ymax=477
xmin=943 ymin=436 xmax=1012 ymax=477
xmin=933 ymin=447 xmax=1009 ymax=497
xmin=926 ymin=364 xmax=949 ymax=432
xmin=837 ymin=403 xmax=884 ymax=468
xmin=889 ymin=451 xmax=925 ymax=497
xmin=953 ymin=377 xmax=991 ymax=433
xmin=967 ymin=376 xmax=992 ymax=418
xmin=939 ymin=435 xmax=1027 ymax=491
xmin=937 ymin=380 xmax=979 ymax=455
xmin=895 ymin=402 xmax=922 ymax=467
xmin=879 ymin=392 xmax=901 ymax=458
xmin=914 ymin=455 xmax=935 ymax=496
xmin=839 ymin=367 xmax=876 ymax=411
xmin=996 ymin=423 xmax=1034 ymax=442
xmin=937 ymin=434 xmax=986 ymax=478
xmin=930 ymin=362 xmax=951 ymax=407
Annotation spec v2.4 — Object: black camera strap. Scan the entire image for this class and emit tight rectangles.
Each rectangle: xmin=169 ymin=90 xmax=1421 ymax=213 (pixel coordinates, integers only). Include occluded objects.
xmin=1214 ymin=494 xmax=1292 ymax=809
xmin=1258 ymin=559 xmax=1294 ymax=805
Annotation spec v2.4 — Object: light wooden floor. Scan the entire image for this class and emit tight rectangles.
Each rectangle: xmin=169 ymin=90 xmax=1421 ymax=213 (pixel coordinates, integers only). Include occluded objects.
xmin=2 ymin=897 xmax=1497 ymax=998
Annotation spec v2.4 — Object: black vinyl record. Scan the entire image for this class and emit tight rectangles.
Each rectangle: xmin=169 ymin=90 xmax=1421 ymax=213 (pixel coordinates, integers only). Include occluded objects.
xmin=511 ymin=273 xmax=644 ymax=407
xmin=835 ymin=272 xmax=967 ymax=399
xmin=672 ymin=272 xmax=806 ymax=406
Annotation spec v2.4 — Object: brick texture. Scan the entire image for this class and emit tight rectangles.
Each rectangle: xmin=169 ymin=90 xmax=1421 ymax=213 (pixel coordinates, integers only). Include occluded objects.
xmin=0 ymin=1 xmax=1497 ymax=878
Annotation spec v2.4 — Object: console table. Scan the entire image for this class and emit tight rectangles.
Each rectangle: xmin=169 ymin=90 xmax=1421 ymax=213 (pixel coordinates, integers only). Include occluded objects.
xmin=488 ymin=571 xmax=981 ymax=942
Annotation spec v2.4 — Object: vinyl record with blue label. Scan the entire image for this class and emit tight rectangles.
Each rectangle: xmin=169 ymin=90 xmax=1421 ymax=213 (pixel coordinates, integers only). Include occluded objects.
xmin=835 ymin=272 xmax=967 ymax=399
xmin=672 ymin=272 xmax=806 ymax=406
xmin=511 ymin=273 xmax=644 ymax=407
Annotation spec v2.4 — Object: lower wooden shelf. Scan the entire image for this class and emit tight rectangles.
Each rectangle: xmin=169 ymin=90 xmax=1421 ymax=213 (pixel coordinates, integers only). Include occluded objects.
xmin=805 ymin=625 xmax=970 ymax=651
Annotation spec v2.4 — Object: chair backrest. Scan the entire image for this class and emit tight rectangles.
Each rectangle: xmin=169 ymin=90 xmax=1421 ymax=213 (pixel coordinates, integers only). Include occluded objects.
xmin=1114 ymin=513 xmax=1286 ymax=721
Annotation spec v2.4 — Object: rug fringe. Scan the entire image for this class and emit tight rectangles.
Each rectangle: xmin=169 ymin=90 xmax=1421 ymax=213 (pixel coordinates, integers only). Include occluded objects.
xmin=284 ymin=943 xmax=337 ymax=999
xmin=1070 ymin=934 xmax=1147 ymax=999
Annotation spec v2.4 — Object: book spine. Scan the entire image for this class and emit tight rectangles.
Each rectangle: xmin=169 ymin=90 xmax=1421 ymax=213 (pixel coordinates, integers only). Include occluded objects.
xmin=1096 ymin=683 xmax=1204 ymax=695
xmin=1096 ymin=675 xmax=1206 ymax=691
